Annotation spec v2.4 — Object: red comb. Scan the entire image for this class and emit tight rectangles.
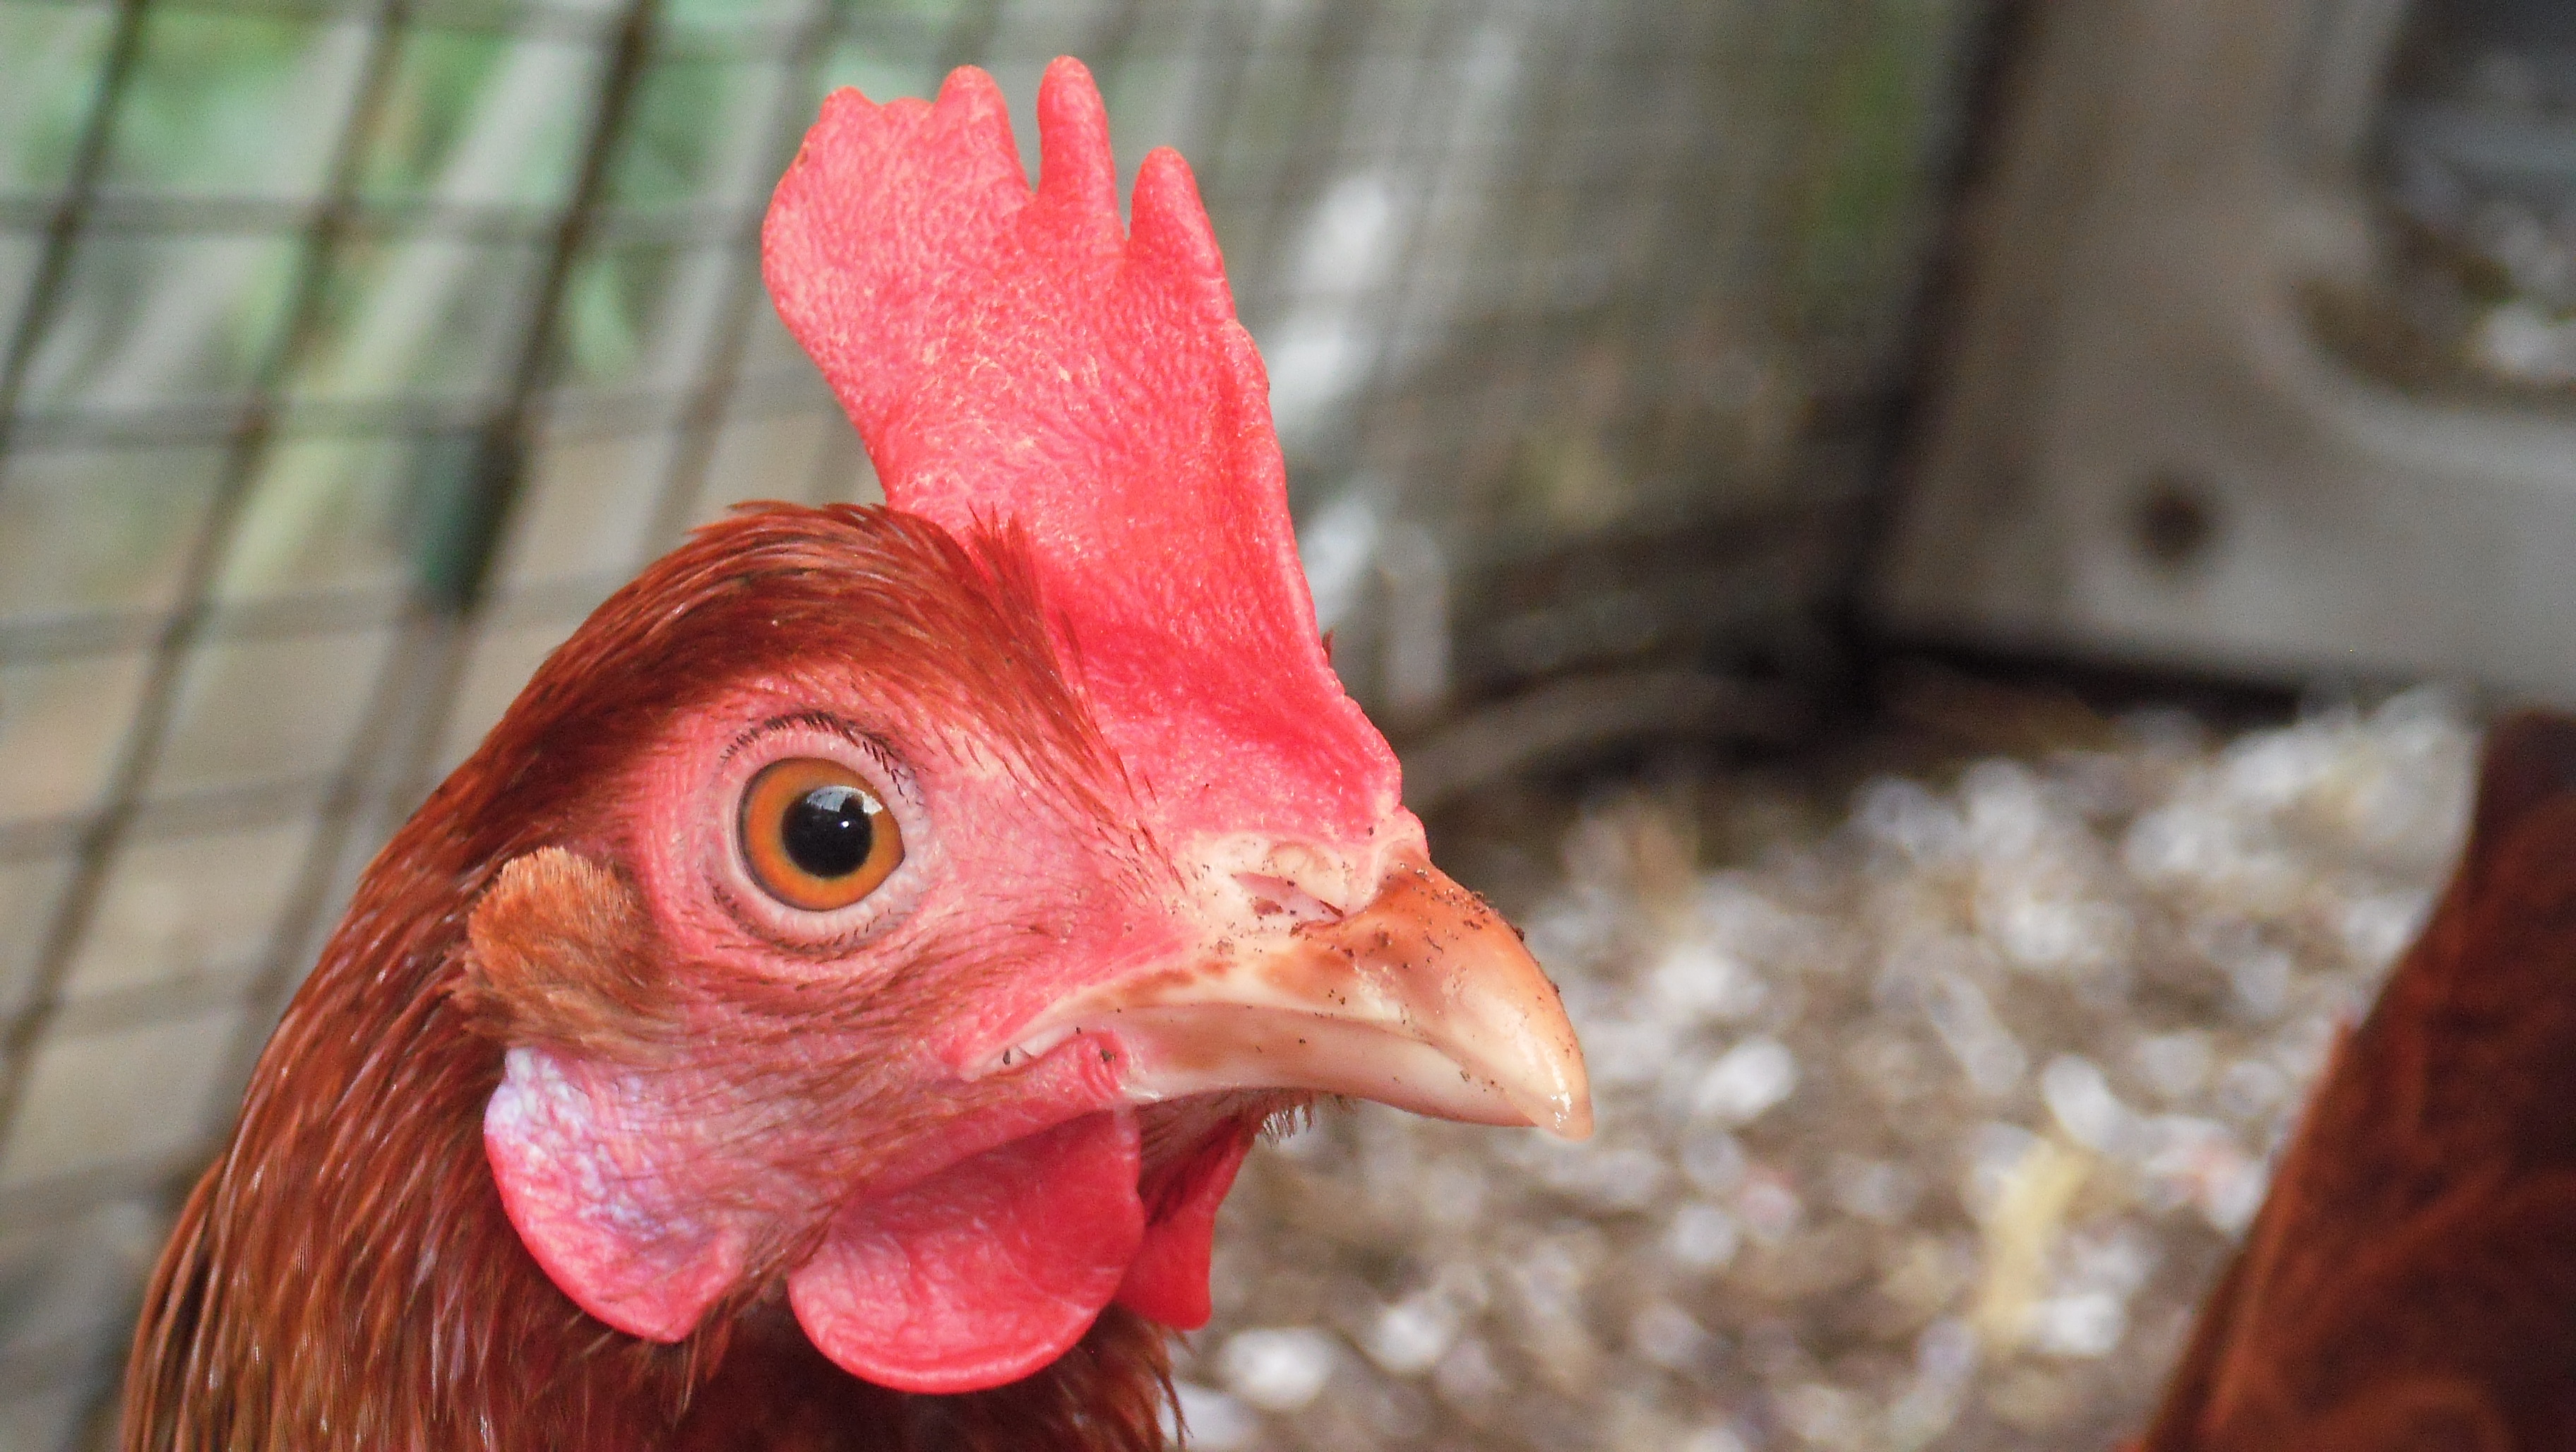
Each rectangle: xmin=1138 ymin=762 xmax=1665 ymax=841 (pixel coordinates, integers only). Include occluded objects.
xmin=763 ymin=57 xmax=1400 ymax=848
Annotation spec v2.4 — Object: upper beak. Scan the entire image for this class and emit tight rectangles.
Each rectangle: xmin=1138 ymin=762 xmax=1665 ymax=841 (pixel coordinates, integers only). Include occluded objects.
xmin=1004 ymin=855 xmax=1593 ymax=1140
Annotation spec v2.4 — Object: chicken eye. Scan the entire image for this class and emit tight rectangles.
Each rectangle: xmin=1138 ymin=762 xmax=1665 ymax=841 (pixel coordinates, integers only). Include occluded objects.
xmin=740 ymin=758 xmax=905 ymax=912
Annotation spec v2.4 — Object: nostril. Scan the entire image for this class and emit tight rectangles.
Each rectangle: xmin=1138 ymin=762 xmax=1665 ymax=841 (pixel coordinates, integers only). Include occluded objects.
xmin=1232 ymin=873 xmax=1340 ymax=924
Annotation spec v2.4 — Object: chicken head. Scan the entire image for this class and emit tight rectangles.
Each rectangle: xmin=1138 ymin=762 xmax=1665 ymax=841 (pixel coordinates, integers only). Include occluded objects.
xmin=456 ymin=58 xmax=1590 ymax=1400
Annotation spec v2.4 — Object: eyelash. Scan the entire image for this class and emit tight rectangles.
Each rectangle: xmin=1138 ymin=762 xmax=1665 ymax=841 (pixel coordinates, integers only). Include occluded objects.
xmin=708 ymin=716 xmax=924 ymax=956
xmin=731 ymin=713 xmax=908 ymax=787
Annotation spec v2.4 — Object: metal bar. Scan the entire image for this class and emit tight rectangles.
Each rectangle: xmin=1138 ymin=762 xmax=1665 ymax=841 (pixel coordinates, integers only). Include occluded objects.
xmin=634 ymin=0 xmax=852 ymax=556
xmin=0 ymin=363 xmax=834 ymax=451
xmin=42 ymin=972 xmax=270 ymax=1042
xmin=0 ymin=1151 xmax=203 ymax=1239
xmin=0 ymin=590 xmax=408 ymax=668
xmin=16 ymin=5 xmax=431 ymax=1440
xmin=0 ymin=775 xmax=347 ymax=865
xmin=416 ymin=0 xmax=665 ymax=612
xmin=1837 ymin=0 xmax=2037 ymax=666
xmin=205 ymin=0 xmax=674 ymax=1136
xmin=0 ymin=0 xmax=151 ymax=466
xmin=0 ymin=190 xmax=761 ymax=246
xmin=0 ymin=820 xmax=88 ymax=863
xmin=1459 ymin=10 xmax=1590 ymax=509
xmin=1574 ymin=8 xmax=1734 ymax=492
xmin=1222 ymin=0 xmax=1375 ymax=323
xmin=6 ymin=0 xmax=819 ymax=52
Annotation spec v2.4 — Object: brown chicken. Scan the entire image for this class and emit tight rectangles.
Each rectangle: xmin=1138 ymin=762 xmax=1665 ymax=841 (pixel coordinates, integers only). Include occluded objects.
xmin=121 ymin=59 xmax=1590 ymax=1451
xmin=2136 ymin=709 xmax=2576 ymax=1450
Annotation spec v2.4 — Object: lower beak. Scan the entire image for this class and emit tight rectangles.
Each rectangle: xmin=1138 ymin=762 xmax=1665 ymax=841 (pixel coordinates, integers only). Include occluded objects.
xmin=1006 ymin=856 xmax=1592 ymax=1140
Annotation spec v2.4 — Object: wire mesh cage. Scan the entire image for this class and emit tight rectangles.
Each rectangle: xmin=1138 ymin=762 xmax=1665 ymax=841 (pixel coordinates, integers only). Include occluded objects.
xmin=0 ymin=0 xmax=1984 ymax=1443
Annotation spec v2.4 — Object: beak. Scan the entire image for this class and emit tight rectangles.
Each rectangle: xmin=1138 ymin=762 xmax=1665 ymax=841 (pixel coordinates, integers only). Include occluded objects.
xmin=1002 ymin=855 xmax=1593 ymax=1139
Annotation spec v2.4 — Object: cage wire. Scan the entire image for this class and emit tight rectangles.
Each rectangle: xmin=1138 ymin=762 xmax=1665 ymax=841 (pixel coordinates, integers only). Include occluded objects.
xmin=0 ymin=0 xmax=1983 ymax=1444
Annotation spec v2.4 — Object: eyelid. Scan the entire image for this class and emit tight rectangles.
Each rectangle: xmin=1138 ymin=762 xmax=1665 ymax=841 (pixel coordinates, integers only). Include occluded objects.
xmin=707 ymin=715 xmax=930 ymax=956
xmin=724 ymin=714 xmax=916 ymax=807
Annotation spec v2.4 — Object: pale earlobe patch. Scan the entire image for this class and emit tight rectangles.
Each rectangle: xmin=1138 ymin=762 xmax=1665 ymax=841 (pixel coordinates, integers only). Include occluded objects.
xmin=484 ymin=1044 xmax=750 ymax=1343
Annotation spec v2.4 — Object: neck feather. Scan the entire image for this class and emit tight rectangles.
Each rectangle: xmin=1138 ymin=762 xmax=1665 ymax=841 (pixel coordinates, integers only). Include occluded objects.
xmin=123 ymin=821 xmax=1174 ymax=1452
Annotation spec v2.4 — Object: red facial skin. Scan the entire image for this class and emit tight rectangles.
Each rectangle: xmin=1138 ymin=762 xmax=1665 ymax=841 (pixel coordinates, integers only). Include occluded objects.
xmin=124 ymin=508 xmax=1287 ymax=1452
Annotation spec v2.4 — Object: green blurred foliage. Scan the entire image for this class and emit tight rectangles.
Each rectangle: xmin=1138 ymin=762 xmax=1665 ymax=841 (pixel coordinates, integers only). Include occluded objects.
xmin=28 ymin=232 xmax=301 ymax=403
xmin=1787 ymin=0 xmax=1972 ymax=355
xmin=103 ymin=9 xmax=361 ymax=198
xmin=611 ymin=53 xmax=759 ymax=207
xmin=359 ymin=28 xmax=595 ymax=204
xmin=0 ymin=3 xmax=114 ymax=191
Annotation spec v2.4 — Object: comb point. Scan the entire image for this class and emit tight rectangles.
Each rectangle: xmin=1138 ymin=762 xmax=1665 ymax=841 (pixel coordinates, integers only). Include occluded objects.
xmin=1129 ymin=148 xmax=1228 ymax=311
xmin=1036 ymin=57 xmax=1120 ymax=234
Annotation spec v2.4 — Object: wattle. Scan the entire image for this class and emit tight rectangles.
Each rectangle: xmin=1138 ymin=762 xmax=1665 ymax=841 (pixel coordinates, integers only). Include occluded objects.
xmin=787 ymin=1109 xmax=1146 ymax=1393
xmin=782 ymin=1105 xmax=1258 ymax=1393
xmin=1114 ymin=1126 xmax=1258 ymax=1328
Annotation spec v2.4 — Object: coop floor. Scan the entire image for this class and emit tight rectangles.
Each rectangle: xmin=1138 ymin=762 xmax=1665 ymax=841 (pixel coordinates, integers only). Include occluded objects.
xmin=1176 ymin=667 xmax=2479 ymax=1452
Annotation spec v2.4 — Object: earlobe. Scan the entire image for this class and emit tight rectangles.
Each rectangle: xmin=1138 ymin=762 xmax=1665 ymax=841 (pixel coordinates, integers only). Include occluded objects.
xmin=455 ymin=847 xmax=681 ymax=1060
xmin=484 ymin=1044 xmax=749 ymax=1343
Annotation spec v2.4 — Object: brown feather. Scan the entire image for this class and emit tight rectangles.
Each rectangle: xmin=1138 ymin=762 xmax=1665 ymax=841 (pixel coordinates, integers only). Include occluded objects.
xmin=2135 ymin=710 xmax=2576 ymax=1451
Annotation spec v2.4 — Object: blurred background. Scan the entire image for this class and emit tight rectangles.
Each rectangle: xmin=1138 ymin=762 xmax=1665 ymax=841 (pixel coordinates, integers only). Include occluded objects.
xmin=0 ymin=0 xmax=2563 ymax=1448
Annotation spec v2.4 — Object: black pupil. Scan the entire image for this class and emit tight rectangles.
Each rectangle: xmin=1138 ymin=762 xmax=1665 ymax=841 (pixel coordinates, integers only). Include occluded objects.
xmin=781 ymin=785 xmax=874 ymax=879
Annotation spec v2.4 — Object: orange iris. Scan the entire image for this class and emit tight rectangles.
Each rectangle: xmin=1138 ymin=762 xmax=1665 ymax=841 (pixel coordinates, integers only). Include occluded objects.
xmin=739 ymin=758 xmax=905 ymax=912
